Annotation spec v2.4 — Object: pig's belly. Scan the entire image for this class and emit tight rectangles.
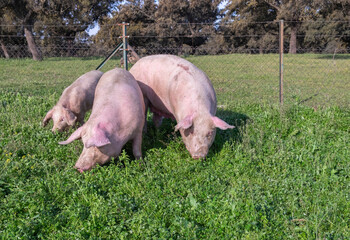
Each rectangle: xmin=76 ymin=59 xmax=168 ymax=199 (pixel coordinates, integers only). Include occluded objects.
xmin=150 ymin=105 xmax=175 ymax=120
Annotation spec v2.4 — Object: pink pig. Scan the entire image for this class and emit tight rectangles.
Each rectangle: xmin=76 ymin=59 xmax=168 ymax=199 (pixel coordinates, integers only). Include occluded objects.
xmin=43 ymin=70 xmax=103 ymax=132
xmin=59 ymin=68 xmax=145 ymax=172
xmin=129 ymin=54 xmax=234 ymax=159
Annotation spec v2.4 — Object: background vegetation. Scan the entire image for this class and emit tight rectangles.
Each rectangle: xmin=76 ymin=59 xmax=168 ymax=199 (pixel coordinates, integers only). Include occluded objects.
xmin=1 ymin=0 xmax=349 ymax=238
xmin=1 ymin=0 xmax=350 ymax=59
xmin=0 ymin=56 xmax=349 ymax=238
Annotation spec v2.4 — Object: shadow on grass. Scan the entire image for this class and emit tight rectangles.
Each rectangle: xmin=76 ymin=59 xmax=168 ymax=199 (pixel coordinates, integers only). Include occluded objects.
xmin=316 ymin=54 xmax=350 ymax=60
xmin=141 ymin=117 xmax=178 ymax=152
xmin=102 ymin=110 xmax=250 ymax=169
xmin=123 ymin=110 xmax=250 ymax=160
xmin=208 ymin=109 xmax=250 ymax=158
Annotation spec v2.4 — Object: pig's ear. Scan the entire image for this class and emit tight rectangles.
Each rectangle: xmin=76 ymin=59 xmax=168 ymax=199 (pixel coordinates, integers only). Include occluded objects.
xmin=212 ymin=116 xmax=235 ymax=130
xmin=85 ymin=125 xmax=111 ymax=148
xmin=59 ymin=126 xmax=84 ymax=145
xmin=175 ymin=114 xmax=194 ymax=131
xmin=43 ymin=109 xmax=54 ymax=126
xmin=64 ymin=108 xmax=77 ymax=126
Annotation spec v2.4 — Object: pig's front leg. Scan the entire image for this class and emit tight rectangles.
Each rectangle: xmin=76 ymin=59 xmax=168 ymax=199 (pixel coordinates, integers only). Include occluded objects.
xmin=76 ymin=113 xmax=85 ymax=126
xmin=152 ymin=112 xmax=163 ymax=128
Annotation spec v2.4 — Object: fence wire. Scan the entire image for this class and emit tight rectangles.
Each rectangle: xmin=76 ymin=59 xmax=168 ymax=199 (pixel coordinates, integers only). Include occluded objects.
xmin=0 ymin=21 xmax=349 ymax=107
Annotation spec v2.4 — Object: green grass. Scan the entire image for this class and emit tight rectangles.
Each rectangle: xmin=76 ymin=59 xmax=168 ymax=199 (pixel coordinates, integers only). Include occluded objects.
xmin=187 ymin=54 xmax=350 ymax=107
xmin=0 ymin=55 xmax=349 ymax=239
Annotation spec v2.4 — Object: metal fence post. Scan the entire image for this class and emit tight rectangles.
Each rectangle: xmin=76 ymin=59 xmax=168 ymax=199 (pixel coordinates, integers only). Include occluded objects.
xmin=121 ymin=22 xmax=129 ymax=70
xmin=279 ymin=20 xmax=284 ymax=105
xmin=96 ymin=42 xmax=123 ymax=70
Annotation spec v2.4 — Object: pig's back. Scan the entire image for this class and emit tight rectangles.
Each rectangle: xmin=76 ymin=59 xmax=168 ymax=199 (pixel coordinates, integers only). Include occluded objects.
xmin=58 ymin=70 xmax=103 ymax=109
xmin=130 ymin=55 xmax=216 ymax=116
xmin=130 ymin=55 xmax=211 ymax=85
xmin=92 ymin=68 xmax=145 ymax=127
xmin=69 ymin=70 xmax=103 ymax=93
xmin=95 ymin=68 xmax=142 ymax=104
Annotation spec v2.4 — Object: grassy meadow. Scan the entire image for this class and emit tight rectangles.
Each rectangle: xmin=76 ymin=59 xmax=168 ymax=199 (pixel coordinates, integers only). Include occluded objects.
xmin=0 ymin=55 xmax=349 ymax=239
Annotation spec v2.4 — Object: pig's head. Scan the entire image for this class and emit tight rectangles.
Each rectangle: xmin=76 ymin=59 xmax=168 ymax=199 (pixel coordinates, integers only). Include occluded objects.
xmin=43 ymin=106 xmax=77 ymax=132
xmin=175 ymin=112 xmax=234 ymax=159
xmin=59 ymin=123 xmax=112 ymax=172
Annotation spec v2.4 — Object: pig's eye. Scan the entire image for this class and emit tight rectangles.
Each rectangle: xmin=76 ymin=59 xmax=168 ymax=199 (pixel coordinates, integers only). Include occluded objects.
xmin=206 ymin=131 xmax=214 ymax=138
xmin=184 ymin=126 xmax=194 ymax=136
xmin=59 ymin=117 xmax=64 ymax=122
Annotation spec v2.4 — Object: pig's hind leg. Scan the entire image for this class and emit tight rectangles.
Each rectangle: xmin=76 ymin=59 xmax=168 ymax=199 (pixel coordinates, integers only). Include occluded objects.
xmin=132 ymin=131 xmax=143 ymax=160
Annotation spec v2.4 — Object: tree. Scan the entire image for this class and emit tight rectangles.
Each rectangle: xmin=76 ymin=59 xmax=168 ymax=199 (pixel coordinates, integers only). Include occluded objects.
xmin=0 ymin=0 xmax=121 ymax=59
xmin=0 ymin=2 xmax=7 ymax=58
xmin=155 ymin=0 xmax=222 ymax=54
xmin=94 ymin=0 xmax=222 ymax=55
xmin=36 ymin=0 xmax=123 ymax=57
xmin=0 ymin=12 xmax=29 ymax=58
xmin=267 ymin=0 xmax=316 ymax=54
xmin=93 ymin=0 xmax=158 ymax=54
xmin=225 ymin=0 xmax=315 ymax=54
xmin=0 ymin=2 xmax=11 ymax=58
xmin=221 ymin=0 xmax=278 ymax=53
xmin=303 ymin=0 xmax=350 ymax=53
xmin=2 ymin=0 xmax=44 ymax=60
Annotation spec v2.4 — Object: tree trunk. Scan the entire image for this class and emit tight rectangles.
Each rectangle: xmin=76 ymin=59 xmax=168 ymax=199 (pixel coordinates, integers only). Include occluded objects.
xmin=0 ymin=39 xmax=10 ymax=59
xmin=289 ymin=25 xmax=297 ymax=54
xmin=24 ymin=26 xmax=42 ymax=61
xmin=259 ymin=44 xmax=264 ymax=54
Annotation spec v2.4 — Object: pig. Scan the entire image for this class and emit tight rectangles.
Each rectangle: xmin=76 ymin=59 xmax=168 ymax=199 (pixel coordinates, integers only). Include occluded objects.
xmin=129 ymin=54 xmax=234 ymax=159
xmin=59 ymin=68 xmax=145 ymax=172
xmin=43 ymin=70 xmax=103 ymax=132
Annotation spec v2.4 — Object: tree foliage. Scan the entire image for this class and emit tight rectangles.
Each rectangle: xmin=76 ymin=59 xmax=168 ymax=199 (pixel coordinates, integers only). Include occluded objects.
xmin=93 ymin=0 xmax=158 ymax=52
xmin=0 ymin=0 xmax=349 ymax=58
xmin=302 ymin=1 xmax=350 ymax=53
xmin=0 ymin=0 xmax=120 ymax=59
xmin=223 ymin=0 xmax=350 ymax=54
xmin=94 ymin=0 xmax=221 ymax=55
xmin=224 ymin=0 xmax=316 ymax=53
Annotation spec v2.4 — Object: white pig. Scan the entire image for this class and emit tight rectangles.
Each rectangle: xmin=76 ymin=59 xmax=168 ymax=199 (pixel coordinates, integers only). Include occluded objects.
xmin=59 ymin=68 xmax=145 ymax=172
xmin=129 ymin=54 xmax=234 ymax=159
xmin=43 ymin=70 xmax=103 ymax=132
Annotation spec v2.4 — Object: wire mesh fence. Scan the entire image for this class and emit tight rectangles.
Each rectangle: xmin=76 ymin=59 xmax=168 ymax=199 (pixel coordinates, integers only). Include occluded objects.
xmin=1 ymin=21 xmax=349 ymax=107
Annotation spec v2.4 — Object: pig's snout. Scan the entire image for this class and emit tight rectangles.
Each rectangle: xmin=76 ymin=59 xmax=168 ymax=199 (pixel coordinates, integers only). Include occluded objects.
xmin=74 ymin=158 xmax=95 ymax=173
xmin=188 ymin=146 xmax=208 ymax=160
xmin=51 ymin=125 xmax=66 ymax=133
xmin=192 ymin=155 xmax=206 ymax=160
xmin=191 ymin=153 xmax=207 ymax=159
xmin=74 ymin=165 xmax=92 ymax=173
